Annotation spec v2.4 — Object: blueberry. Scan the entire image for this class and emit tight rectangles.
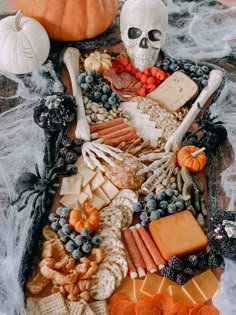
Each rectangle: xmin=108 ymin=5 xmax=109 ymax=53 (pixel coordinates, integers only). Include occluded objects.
xmin=176 ymin=59 xmax=183 ymax=66
xmin=183 ymin=63 xmax=191 ymax=71
xmin=60 ymin=235 xmax=70 ymax=243
xmin=48 ymin=213 xmax=58 ymax=222
xmin=167 ymin=204 xmax=177 ymax=214
xmin=86 ymin=70 xmax=96 ymax=77
xmin=60 ymin=208 xmax=70 ymax=218
xmin=65 ymin=240 xmax=77 ymax=253
xmin=62 ymin=224 xmax=72 ymax=235
xmin=72 ymin=248 xmax=83 ymax=260
xmin=59 ymin=218 xmax=67 ymax=227
xmin=192 ymin=77 xmax=199 ymax=82
xmin=169 ymin=63 xmax=179 ymax=72
xmin=189 ymin=65 xmax=197 ymax=73
xmin=196 ymin=69 xmax=204 ymax=77
xmin=163 ymin=58 xmax=171 ymax=66
xmin=82 ymin=242 xmax=92 ymax=254
xmin=75 ymin=235 xmax=86 ymax=246
xmin=104 ymin=102 xmax=111 ymax=109
xmin=156 ymin=191 xmax=167 ymax=201
xmin=101 ymin=94 xmax=108 ymax=103
xmin=150 ymin=210 xmax=161 ymax=221
xmin=159 ymin=200 xmax=169 ymax=210
xmin=93 ymin=91 xmax=102 ymax=101
xmin=77 ymin=73 xmax=86 ymax=84
xmin=95 ymin=72 xmax=102 ymax=79
xmin=80 ymin=228 xmax=90 ymax=237
xmin=202 ymin=74 xmax=209 ymax=80
xmin=145 ymin=192 xmax=155 ymax=202
xmin=162 ymin=65 xmax=169 ymax=72
xmin=201 ymin=79 xmax=208 ymax=87
xmin=50 ymin=221 xmax=60 ymax=232
xmin=81 ymin=83 xmax=91 ymax=91
xmin=157 ymin=209 xmax=166 ymax=217
xmin=92 ymin=236 xmax=101 ymax=246
xmin=133 ymin=202 xmax=143 ymax=213
xmin=108 ymin=97 xmax=116 ymax=106
xmin=140 ymin=220 xmax=147 ymax=227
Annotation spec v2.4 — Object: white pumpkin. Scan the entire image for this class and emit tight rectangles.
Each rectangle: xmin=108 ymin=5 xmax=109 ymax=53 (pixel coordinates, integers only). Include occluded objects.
xmin=0 ymin=10 xmax=50 ymax=74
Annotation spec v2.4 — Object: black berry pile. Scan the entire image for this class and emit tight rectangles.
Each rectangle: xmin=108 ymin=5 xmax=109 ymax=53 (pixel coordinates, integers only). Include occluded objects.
xmin=132 ymin=189 xmax=185 ymax=226
xmin=77 ymin=70 xmax=120 ymax=109
xmin=156 ymin=57 xmax=212 ymax=90
xmin=48 ymin=207 xmax=101 ymax=260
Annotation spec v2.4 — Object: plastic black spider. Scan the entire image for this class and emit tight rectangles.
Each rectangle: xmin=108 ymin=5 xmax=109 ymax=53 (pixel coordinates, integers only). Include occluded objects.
xmin=182 ymin=103 xmax=227 ymax=152
xmin=11 ymin=164 xmax=71 ymax=217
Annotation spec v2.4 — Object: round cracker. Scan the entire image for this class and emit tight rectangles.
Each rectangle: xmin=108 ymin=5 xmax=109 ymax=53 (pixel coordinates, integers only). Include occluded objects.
xmin=113 ymin=189 xmax=139 ymax=204
xmin=119 ymin=205 xmax=133 ymax=228
xmin=90 ymin=269 xmax=115 ymax=300
xmin=111 ymin=197 xmax=134 ymax=213
xmin=98 ymin=261 xmax=123 ymax=288
xmin=103 ymin=253 xmax=128 ymax=278
xmin=100 ymin=237 xmax=124 ymax=251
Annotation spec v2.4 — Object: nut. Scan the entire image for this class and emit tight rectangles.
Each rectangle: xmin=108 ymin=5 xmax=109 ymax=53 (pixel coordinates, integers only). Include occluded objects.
xmin=85 ymin=110 xmax=92 ymax=115
xmin=97 ymin=114 xmax=105 ymax=121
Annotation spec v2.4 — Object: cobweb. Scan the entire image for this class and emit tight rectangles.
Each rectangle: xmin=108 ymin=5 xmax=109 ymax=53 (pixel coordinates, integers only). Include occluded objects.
xmin=0 ymin=63 xmax=64 ymax=315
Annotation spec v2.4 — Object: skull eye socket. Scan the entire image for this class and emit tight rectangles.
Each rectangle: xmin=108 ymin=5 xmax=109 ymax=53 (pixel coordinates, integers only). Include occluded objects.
xmin=148 ymin=30 xmax=162 ymax=41
xmin=128 ymin=27 xmax=142 ymax=39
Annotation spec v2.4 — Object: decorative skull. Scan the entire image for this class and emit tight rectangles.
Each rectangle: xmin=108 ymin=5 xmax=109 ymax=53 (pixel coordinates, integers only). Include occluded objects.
xmin=120 ymin=0 xmax=168 ymax=71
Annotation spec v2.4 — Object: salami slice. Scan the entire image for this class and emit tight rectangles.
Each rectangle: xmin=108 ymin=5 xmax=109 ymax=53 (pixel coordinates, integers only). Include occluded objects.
xmin=90 ymin=269 xmax=115 ymax=300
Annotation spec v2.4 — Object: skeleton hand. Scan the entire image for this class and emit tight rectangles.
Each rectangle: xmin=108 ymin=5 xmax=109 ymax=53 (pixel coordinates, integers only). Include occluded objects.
xmin=82 ymin=141 xmax=123 ymax=172
xmin=137 ymin=152 xmax=177 ymax=194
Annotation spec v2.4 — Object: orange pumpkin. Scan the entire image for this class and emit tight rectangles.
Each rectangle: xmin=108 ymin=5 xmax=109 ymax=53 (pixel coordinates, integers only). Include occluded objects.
xmin=15 ymin=0 xmax=119 ymax=41
xmin=177 ymin=145 xmax=207 ymax=172
xmin=69 ymin=201 xmax=100 ymax=233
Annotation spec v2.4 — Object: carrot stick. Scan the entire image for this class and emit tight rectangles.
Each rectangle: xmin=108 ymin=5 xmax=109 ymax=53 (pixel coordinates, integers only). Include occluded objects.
xmin=136 ymin=224 xmax=166 ymax=266
xmin=123 ymin=241 xmax=138 ymax=279
xmin=122 ymin=228 xmax=146 ymax=278
xmin=90 ymin=118 xmax=124 ymax=133
xmin=130 ymin=226 xmax=157 ymax=273
xmin=104 ymin=132 xmax=139 ymax=146
xmin=102 ymin=126 xmax=136 ymax=141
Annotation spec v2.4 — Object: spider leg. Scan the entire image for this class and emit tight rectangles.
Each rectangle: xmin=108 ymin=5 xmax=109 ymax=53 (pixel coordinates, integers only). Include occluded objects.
xmin=17 ymin=191 xmax=36 ymax=212
xmin=30 ymin=192 xmax=43 ymax=218
xmin=40 ymin=192 xmax=48 ymax=215
xmin=35 ymin=164 xmax=41 ymax=178
xmin=11 ymin=189 xmax=34 ymax=205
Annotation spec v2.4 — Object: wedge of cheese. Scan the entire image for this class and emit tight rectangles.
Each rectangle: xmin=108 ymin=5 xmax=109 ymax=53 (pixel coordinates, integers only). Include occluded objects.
xmin=140 ymin=273 xmax=163 ymax=297
xmin=133 ymin=279 xmax=149 ymax=301
xmin=147 ymin=71 xmax=199 ymax=112
xmin=60 ymin=175 xmax=82 ymax=195
xmin=149 ymin=211 xmax=208 ymax=260
xmin=59 ymin=192 xmax=88 ymax=208
xmin=169 ymin=285 xmax=194 ymax=306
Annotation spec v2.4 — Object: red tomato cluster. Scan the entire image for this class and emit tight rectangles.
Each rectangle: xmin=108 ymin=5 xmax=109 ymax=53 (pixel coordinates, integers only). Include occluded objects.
xmin=112 ymin=56 xmax=170 ymax=97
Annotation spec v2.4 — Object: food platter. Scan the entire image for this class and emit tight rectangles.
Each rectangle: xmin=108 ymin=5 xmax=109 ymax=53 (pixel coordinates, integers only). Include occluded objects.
xmin=0 ymin=1 xmax=236 ymax=315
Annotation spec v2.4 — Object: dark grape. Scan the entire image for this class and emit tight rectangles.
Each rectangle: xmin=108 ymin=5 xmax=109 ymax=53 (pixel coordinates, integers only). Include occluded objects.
xmin=80 ymin=227 xmax=90 ymax=237
xmin=92 ymin=236 xmax=101 ymax=246
xmin=62 ymin=224 xmax=72 ymax=234
xmin=146 ymin=199 xmax=157 ymax=210
xmin=48 ymin=213 xmax=58 ymax=222
xmin=102 ymin=84 xmax=111 ymax=94
xmin=159 ymin=200 xmax=169 ymax=210
xmin=156 ymin=192 xmax=167 ymax=201
xmin=56 ymin=207 xmax=63 ymax=216
xmin=165 ymin=189 xmax=175 ymax=198
xmin=82 ymin=242 xmax=92 ymax=254
xmin=133 ymin=202 xmax=143 ymax=213
xmin=167 ymin=204 xmax=177 ymax=214
xmin=175 ymin=200 xmax=185 ymax=211
xmin=60 ymin=208 xmax=70 ymax=218
xmin=65 ymin=240 xmax=77 ymax=253
xmin=50 ymin=221 xmax=60 ymax=232
xmin=150 ymin=210 xmax=161 ymax=221
xmin=75 ymin=235 xmax=86 ymax=246
xmin=72 ymin=248 xmax=83 ymax=260
xmin=59 ymin=218 xmax=67 ymax=227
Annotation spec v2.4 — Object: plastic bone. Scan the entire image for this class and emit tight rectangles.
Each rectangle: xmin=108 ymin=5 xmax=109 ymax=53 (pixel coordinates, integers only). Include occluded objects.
xmin=63 ymin=47 xmax=90 ymax=141
xmin=120 ymin=0 xmax=168 ymax=71
xmin=164 ymin=70 xmax=223 ymax=153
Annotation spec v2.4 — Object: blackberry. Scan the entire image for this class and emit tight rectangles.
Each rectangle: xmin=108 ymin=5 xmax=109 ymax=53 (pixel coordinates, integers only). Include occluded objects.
xmin=207 ymin=251 xmax=223 ymax=268
xmin=160 ymin=266 xmax=176 ymax=281
xmin=182 ymin=267 xmax=195 ymax=277
xmin=65 ymin=151 xmax=78 ymax=164
xmin=168 ymin=256 xmax=185 ymax=271
xmin=59 ymin=147 xmax=69 ymax=157
xmin=61 ymin=137 xmax=73 ymax=148
xmin=57 ymin=157 xmax=66 ymax=168
xmin=185 ymin=254 xmax=198 ymax=268
xmin=196 ymin=251 xmax=208 ymax=271
xmin=175 ymin=273 xmax=190 ymax=285
xmin=73 ymin=138 xmax=83 ymax=147
xmin=65 ymin=164 xmax=78 ymax=175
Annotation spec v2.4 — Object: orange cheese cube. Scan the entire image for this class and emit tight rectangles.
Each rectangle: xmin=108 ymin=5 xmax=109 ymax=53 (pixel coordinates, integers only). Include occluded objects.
xmin=169 ymin=285 xmax=194 ymax=306
xmin=192 ymin=270 xmax=219 ymax=301
xmin=149 ymin=211 xmax=208 ymax=260
xmin=115 ymin=277 xmax=134 ymax=301
xmin=140 ymin=273 xmax=163 ymax=297
xmin=133 ymin=279 xmax=149 ymax=301
xmin=158 ymin=277 xmax=177 ymax=295
xmin=182 ymin=279 xmax=206 ymax=304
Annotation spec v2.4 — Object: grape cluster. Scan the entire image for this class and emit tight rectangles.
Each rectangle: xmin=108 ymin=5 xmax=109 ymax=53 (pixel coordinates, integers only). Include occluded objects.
xmin=156 ymin=57 xmax=211 ymax=90
xmin=133 ymin=189 xmax=185 ymax=226
xmin=48 ymin=207 xmax=100 ymax=260
xmin=56 ymin=136 xmax=83 ymax=173
xmin=77 ymin=70 xmax=120 ymax=110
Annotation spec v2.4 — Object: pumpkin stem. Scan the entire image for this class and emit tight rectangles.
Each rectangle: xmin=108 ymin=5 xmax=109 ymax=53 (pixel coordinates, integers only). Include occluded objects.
xmin=15 ymin=10 xmax=24 ymax=32
xmin=191 ymin=147 xmax=206 ymax=158
xmin=77 ymin=200 xmax=87 ymax=219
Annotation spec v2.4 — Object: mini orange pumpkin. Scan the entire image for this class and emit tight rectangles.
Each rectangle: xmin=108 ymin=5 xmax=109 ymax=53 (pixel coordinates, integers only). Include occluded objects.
xmin=69 ymin=201 xmax=100 ymax=233
xmin=15 ymin=0 xmax=119 ymax=41
xmin=84 ymin=52 xmax=112 ymax=73
xmin=177 ymin=145 xmax=207 ymax=172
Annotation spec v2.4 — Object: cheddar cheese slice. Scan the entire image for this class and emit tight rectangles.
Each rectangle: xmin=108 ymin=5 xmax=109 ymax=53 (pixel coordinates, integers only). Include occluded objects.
xmin=140 ymin=273 xmax=163 ymax=297
xmin=158 ymin=277 xmax=177 ymax=295
xmin=133 ymin=279 xmax=149 ymax=301
xmin=169 ymin=285 xmax=194 ymax=306
xmin=182 ymin=279 xmax=206 ymax=304
xmin=192 ymin=269 xmax=219 ymax=301
xmin=115 ymin=277 xmax=134 ymax=301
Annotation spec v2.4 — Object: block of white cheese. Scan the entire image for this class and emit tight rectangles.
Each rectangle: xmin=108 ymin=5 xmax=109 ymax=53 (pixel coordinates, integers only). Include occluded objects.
xmin=60 ymin=175 xmax=82 ymax=195
xmin=93 ymin=187 xmax=111 ymax=205
xmin=147 ymin=71 xmax=199 ymax=112
xmin=101 ymin=179 xmax=119 ymax=200
xmin=77 ymin=166 xmax=97 ymax=187
xmin=89 ymin=195 xmax=107 ymax=211
xmin=82 ymin=184 xmax=93 ymax=199
xmin=90 ymin=171 xmax=106 ymax=191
